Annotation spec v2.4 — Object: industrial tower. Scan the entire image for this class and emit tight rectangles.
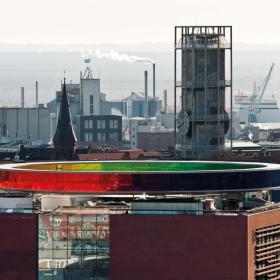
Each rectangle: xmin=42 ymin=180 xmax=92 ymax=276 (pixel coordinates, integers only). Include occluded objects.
xmin=175 ymin=26 xmax=232 ymax=159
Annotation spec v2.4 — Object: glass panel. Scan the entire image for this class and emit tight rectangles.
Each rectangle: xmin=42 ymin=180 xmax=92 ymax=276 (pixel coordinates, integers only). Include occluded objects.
xmin=53 ymin=229 xmax=68 ymax=241
xmin=38 ymin=213 xmax=110 ymax=278
xmin=52 ymin=269 xmax=64 ymax=280
xmin=68 ymin=214 xmax=82 ymax=224
xmin=82 ymin=215 xmax=96 ymax=230
xmin=53 ymin=240 xmax=68 ymax=250
xmin=38 ymin=269 xmax=54 ymax=280
xmin=68 ymin=230 xmax=84 ymax=240
xmin=71 ymin=240 xmax=96 ymax=255
xmin=65 ymin=269 xmax=95 ymax=280
xmin=39 ymin=229 xmax=49 ymax=242
xmin=52 ymin=249 xmax=68 ymax=259
xmin=96 ymin=238 xmax=109 ymax=251
xmin=81 ymin=230 xmax=96 ymax=240
xmin=52 ymin=214 xmax=68 ymax=230
xmin=39 ymin=250 xmax=53 ymax=269
xmin=39 ymin=214 xmax=53 ymax=229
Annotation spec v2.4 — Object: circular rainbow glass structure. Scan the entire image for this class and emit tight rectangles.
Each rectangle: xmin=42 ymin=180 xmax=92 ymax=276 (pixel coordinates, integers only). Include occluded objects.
xmin=0 ymin=161 xmax=280 ymax=193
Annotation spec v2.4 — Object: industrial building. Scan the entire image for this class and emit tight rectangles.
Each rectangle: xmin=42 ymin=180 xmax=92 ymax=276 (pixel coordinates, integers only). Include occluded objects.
xmin=124 ymin=92 xmax=162 ymax=119
xmin=47 ymin=82 xmax=81 ymax=128
xmin=75 ymin=115 xmax=122 ymax=148
xmin=47 ymin=74 xmax=162 ymax=149
xmin=175 ymin=26 xmax=232 ymax=159
xmin=0 ymin=106 xmax=51 ymax=142
xmin=127 ymin=116 xmax=176 ymax=150
xmin=80 ymin=67 xmax=101 ymax=116
xmin=137 ymin=131 xmax=180 ymax=151
xmin=47 ymin=71 xmax=102 ymax=130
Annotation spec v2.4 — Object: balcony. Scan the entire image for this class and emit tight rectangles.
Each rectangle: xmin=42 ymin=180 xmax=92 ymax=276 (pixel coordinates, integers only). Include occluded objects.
xmin=184 ymin=144 xmax=225 ymax=151
xmin=176 ymin=38 xmax=231 ymax=49
xmin=176 ymin=80 xmax=231 ymax=88
xmin=189 ymin=114 xmax=229 ymax=122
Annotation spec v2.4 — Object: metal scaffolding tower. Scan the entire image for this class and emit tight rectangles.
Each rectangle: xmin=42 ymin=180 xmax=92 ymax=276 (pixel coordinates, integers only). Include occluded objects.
xmin=174 ymin=26 xmax=232 ymax=159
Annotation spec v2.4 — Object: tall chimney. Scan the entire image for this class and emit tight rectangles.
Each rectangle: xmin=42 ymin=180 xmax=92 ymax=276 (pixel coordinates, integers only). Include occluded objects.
xmin=21 ymin=87 xmax=24 ymax=108
xmin=35 ymin=81 xmax=38 ymax=108
xmin=152 ymin=63 xmax=156 ymax=99
xmin=163 ymin=89 xmax=167 ymax=113
xmin=144 ymin=70 xmax=148 ymax=120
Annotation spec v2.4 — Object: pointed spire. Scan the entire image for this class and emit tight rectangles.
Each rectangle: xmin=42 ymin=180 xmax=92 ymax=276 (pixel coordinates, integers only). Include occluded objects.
xmin=53 ymin=78 xmax=77 ymax=160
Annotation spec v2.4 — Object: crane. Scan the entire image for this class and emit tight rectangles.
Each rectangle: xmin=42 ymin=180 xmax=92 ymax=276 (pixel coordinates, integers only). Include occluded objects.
xmin=257 ymin=63 xmax=275 ymax=103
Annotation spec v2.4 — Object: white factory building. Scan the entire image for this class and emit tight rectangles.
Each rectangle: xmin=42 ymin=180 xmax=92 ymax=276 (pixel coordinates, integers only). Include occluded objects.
xmin=0 ymin=107 xmax=50 ymax=142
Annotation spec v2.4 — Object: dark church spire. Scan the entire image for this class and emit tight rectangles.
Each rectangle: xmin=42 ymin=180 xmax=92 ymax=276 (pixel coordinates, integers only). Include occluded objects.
xmin=53 ymin=78 xmax=77 ymax=160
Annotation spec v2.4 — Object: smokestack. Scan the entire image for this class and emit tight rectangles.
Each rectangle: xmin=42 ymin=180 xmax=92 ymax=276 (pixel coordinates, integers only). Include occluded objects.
xmin=35 ymin=81 xmax=38 ymax=108
xmin=152 ymin=63 xmax=156 ymax=99
xmin=21 ymin=87 xmax=24 ymax=108
xmin=144 ymin=70 xmax=148 ymax=120
xmin=163 ymin=89 xmax=167 ymax=113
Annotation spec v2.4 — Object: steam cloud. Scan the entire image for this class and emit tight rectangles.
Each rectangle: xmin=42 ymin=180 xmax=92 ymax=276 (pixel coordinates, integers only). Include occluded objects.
xmin=83 ymin=50 xmax=155 ymax=64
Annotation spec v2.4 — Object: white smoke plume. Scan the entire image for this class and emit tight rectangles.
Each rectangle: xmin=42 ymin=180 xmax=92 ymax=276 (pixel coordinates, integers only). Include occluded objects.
xmin=86 ymin=49 xmax=155 ymax=64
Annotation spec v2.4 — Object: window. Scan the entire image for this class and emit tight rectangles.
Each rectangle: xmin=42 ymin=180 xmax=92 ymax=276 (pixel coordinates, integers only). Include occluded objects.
xmin=97 ymin=120 xmax=106 ymax=129
xmin=84 ymin=132 xmax=93 ymax=142
xmin=209 ymin=106 xmax=218 ymax=115
xmin=97 ymin=132 xmax=105 ymax=142
xmin=90 ymin=95 xmax=94 ymax=114
xmin=109 ymin=119 xmax=118 ymax=129
xmin=109 ymin=132 xmax=119 ymax=141
xmin=210 ymin=137 xmax=218 ymax=145
xmin=84 ymin=119 xmax=93 ymax=129
xmin=38 ymin=213 xmax=109 ymax=278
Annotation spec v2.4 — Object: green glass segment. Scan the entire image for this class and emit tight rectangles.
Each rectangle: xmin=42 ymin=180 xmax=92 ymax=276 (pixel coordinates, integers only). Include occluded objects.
xmin=17 ymin=162 xmax=265 ymax=173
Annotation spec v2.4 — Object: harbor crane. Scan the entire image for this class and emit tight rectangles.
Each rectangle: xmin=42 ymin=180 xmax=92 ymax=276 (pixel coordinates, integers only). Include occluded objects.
xmin=250 ymin=63 xmax=275 ymax=105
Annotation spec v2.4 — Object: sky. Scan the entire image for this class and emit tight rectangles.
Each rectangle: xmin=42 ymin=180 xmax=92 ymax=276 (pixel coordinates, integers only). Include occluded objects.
xmin=1 ymin=0 xmax=280 ymax=45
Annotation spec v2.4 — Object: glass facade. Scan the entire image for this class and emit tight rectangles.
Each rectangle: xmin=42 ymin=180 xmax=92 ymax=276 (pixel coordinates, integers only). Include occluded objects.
xmin=38 ymin=213 xmax=109 ymax=280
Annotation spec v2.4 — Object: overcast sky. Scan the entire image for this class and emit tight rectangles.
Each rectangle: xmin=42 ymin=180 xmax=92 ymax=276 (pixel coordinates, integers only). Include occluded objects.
xmin=1 ymin=0 xmax=280 ymax=45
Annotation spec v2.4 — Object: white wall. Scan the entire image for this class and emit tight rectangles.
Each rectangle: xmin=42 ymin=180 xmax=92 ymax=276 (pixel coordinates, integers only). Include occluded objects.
xmin=81 ymin=79 xmax=100 ymax=115
xmin=1 ymin=108 xmax=51 ymax=141
xmin=161 ymin=112 xmax=175 ymax=129
xmin=41 ymin=195 xmax=94 ymax=211
xmin=0 ymin=197 xmax=33 ymax=209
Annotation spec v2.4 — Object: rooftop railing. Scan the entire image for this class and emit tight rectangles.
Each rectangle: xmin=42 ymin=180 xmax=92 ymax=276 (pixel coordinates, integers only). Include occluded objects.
xmin=176 ymin=80 xmax=231 ymax=88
